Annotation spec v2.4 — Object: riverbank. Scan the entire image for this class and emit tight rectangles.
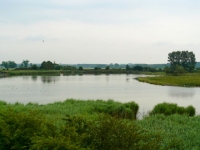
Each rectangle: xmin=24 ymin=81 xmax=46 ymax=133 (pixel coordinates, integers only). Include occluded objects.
xmin=5 ymin=69 xmax=164 ymax=76
xmin=137 ymin=73 xmax=200 ymax=87
xmin=0 ymin=99 xmax=199 ymax=149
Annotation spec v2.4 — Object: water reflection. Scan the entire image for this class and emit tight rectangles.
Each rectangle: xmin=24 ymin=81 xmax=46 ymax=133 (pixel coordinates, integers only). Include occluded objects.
xmin=168 ymin=88 xmax=195 ymax=99
xmin=31 ymin=76 xmax=37 ymax=81
xmin=41 ymin=76 xmax=60 ymax=83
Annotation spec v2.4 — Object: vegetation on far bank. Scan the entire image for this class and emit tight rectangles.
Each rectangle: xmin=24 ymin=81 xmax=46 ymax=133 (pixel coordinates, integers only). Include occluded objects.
xmin=0 ymin=99 xmax=199 ymax=150
xmin=137 ymin=73 xmax=200 ymax=87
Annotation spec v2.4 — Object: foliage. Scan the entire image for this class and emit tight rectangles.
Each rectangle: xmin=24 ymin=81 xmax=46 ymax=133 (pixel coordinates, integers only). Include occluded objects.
xmin=138 ymin=114 xmax=200 ymax=150
xmin=1 ymin=61 xmax=17 ymax=69
xmin=149 ymin=102 xmax=195 ymax=116
xmin=79 ymin=66 xmax=83 ymax=70
xmin=87 ymin=114 xmax=161 ymax=150
xmin=0 ymin=107 xmax=161 ymax=150
xmin=93 ymin=100 xmax=139 ymax=120
xmin=54 ymin=65 xmax=61 ymax=70
xmin=31 ymin=64 xmax=38 ymax=70
xmin=105 ymin=66 xmax=110 ymax=70
xmin=0 ymin=100 xmax=200 ymax=149
xmin=137 ymin=74 xmax=200 ymax=87
xmin=21 ymin=60 xmax=30 ymax=68
xmin=168 ymin=51 xmax=196 ymax=73
xmin=40 ymin=61 xmax=54 ymax=70
xmin=94 ymin=67 xmax=101 ymax=70
xmin=62 ymin=66 xmax=77 ymax=70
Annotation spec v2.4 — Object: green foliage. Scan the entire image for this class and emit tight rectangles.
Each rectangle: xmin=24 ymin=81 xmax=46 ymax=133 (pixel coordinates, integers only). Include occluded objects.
xmin=21 ymin=60 xmax=30 ymax=68
xmin=1 ymin=61 xmax=17 ymax=69
xmin=138 ymin=114 xmax=200 ymax=150
xmin=0 ymin=109 xmax=45 ymax=149
xmin=62 ymin=66 xmax=77 ymax=70
xmin=87 ymin=114 xmax=161 ymax=150
xmin=79 ymin=66 xmax=83 ymax=70
xmin=93 ymin=100 xmax=139 ymax=120
xmin=137 ymin=74 xmax=200 ymax=87
xmin=40 ymin=61 xmax=54 ymax=70
xmin=150 ymin=102 xmax=195 ymax=116
xmin=168 ymin=51 xmax=196 ymax=73
xmin=31 ymin=64 xmax=38 ymax=70
xmin=105 ymin=66 xmax=110 ymax=70
xmin=94 ymin=67 xmax=101 ymax=70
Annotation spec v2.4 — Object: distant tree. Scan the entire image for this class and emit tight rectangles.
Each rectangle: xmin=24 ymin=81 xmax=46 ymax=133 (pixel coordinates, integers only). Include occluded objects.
xmin=94 ymin=67 xmax=101 ymax=70
xmin=1 ymin=61 xmax=9 ymax=69
xmin=133 ymin=66 xmax=143 ymax=71
xmin=31 ymin=64 xmax=38 ymax=70
xmin=105 ymin=66 xmax=110 ymax=70
xmin=114 ymin=63 xmax=119 ymax=68
xmin=79 ymin=66 xmax=83 ymax=70
xmin=54 ymin=65 xmax=61 ymax=70
xmin=21 ymin=60 xmax=29 ymax=68
xmin=126 ymin=65 xmax=131 ymax=71
xmin=40 ymin=61 xmax=54 ymax=70
xmin=168 ymin=51 xmax=196 ymax=73
xmin=1 ymin=61 xmax=17 ymax=69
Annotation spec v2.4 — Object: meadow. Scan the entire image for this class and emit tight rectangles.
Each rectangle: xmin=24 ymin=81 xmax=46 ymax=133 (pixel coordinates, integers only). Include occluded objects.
xmin=0 ymin=99 xmax=199 ymax=150
xmin=137 ymin=73 xmax=200 ymax=87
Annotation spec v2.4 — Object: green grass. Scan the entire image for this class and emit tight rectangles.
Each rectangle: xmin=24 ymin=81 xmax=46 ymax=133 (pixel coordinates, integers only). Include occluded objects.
xmin=6 ymin=69 xmax=164 ymax=76
xmin=137 ymin=73 xmax=200 ymax=87
xmin=1 ymin=99 xmax=200 ymax=149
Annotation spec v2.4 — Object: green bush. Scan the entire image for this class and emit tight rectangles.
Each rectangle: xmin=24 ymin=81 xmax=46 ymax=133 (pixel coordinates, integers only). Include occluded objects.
xmin=93 ymin=100 xmax=139 ymax=120
xmin=150 ymin=103 xmax=195 ymax=116
xmin=0 ymin=109 xmax=45 ymax=149
xmin=87 ymin=114 xmax=161 ymax=150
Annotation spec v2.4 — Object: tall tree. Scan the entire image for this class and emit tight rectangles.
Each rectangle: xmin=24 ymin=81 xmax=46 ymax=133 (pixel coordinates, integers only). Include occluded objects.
xmin=1 ymin=61 xmax=17 ymax=69
xmin=168 ymin=51 xmax=196 ymax=73
xmin=40 ymin=61 xmax=54 ymax=70
xmin=21 ymin=60 xmax=29 ymax=68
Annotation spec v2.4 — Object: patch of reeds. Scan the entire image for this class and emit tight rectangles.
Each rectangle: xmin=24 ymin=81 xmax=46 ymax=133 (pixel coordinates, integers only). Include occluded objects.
xmin=149 ymin=102 xmax=195 ymax=116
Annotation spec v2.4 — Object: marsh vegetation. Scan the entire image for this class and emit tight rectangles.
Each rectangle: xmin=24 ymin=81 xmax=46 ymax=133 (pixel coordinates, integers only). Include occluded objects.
xmin=0 ymin=99 xmax=199 ymax=150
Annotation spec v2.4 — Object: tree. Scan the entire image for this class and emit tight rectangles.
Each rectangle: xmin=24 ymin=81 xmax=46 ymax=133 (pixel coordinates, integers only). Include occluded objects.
xmin=21 ymin=60 xmax=29 ymax=68
xmin=40 ymin=61 xmax=54 ymax=70
xmin=126 ymin=65 xmax=131 ymax=71
xmin=79 ymin=66 xmax=83 ymax=70
xmin=105 ymin=66 xmax=110 ymax=70
xmin=1 ymin=61 xmax=17 ymax=69
xmin=133 ymin=66 xmax=143 ymax=71
xmin=168 ymin=51 xmax=196 ymax=73
xmin=31 ymin=64 xmax=38 ymax=70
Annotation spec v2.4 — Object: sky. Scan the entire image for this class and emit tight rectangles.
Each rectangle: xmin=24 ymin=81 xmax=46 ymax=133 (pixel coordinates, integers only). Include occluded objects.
xmin=0 ymin=0 xmax=200 ymax=64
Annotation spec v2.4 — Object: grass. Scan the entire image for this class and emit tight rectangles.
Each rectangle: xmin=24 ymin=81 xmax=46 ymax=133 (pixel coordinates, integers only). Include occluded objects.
xmin=137 ymin=73 xmax=200 ymax=87
xmin=0 ymin=99 xmax=200 ymax=150
xmin=1 ymin=99 xmax=200 ymax=149
xmin=5 ymin=69 xmax=164 ymax=76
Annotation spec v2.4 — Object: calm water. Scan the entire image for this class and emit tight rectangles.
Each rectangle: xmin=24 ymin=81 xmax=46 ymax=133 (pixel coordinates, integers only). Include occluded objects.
xmin=0 ymin=74 xmax=199 ymax=113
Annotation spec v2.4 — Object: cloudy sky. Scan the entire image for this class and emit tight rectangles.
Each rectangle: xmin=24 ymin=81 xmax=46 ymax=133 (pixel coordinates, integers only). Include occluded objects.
xmin=0 ymin=0 xmax=200 ymax=64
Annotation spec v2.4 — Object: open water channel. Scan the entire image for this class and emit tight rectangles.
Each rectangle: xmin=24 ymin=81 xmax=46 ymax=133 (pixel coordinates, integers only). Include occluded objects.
xmin=0 ymin=74 xmax=199 ymax=114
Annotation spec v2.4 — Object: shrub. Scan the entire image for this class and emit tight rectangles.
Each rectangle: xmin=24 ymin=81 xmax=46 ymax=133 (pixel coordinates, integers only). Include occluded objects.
xmin=150 ymin=103 xmax=195 ymax=116
xmin=87 ymin=114 xmax=161 ymax=150
xmin=93 ymin=100 xmax=139 ymax=120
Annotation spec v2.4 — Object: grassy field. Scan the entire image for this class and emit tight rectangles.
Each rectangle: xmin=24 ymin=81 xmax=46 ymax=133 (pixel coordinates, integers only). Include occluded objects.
xmin=137 ymin=73 xmax=200 ymax=87
xmin=0 ymin=99 xmax=200 ymax=149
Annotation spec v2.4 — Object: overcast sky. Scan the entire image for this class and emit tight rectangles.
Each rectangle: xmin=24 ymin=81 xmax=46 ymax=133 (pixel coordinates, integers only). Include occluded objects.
xmin=0 ymin=0 xmax=200 ymax=64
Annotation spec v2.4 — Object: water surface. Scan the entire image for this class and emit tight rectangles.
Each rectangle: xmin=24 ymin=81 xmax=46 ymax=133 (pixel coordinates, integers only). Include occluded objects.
xmin=0 ymin=74 xmax=199 ymax=114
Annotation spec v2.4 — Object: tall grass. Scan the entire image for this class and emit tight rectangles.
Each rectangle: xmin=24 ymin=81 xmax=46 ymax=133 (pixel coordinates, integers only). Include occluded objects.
xmin=1 ymin=99 xmax=200 ymax=149
xmin=150 ymin=102 xmax=195 ymax=116
xmin=137 ymin=73 xmax=200 ymax=87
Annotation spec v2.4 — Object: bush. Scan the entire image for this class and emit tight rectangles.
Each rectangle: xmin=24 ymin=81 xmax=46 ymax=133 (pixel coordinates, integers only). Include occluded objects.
xmin=87 ymin=114 xmax=161 ymax=150
xmin=93 ymin=100 xmax=139 ymax=120
xmin=150 ymin=103 xmax=195 ymax=116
